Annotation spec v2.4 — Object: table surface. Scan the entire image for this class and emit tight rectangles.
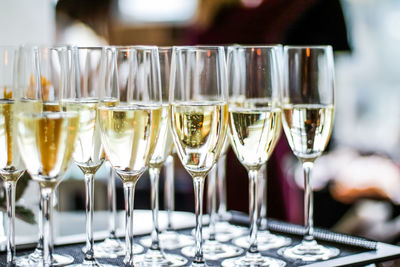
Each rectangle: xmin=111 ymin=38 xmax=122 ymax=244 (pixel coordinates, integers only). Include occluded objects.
xmin=1 ymin=210 xmax=400 ymax=266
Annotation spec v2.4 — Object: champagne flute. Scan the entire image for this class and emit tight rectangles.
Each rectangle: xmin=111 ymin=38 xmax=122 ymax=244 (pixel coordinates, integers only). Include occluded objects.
xmin=140 ymin=47 xmax=194 ymax=252
xmin=15 ymin=46 xmax=79 ymax=266
xmin=62 ymin=47 xmax=115 ymax=267
xmin=158 ymin=48 xmax=194 ymax=251
xmin=135 ymin=46 xmax=187 ymax=266
xmin=14 ymin=46 xmax=75 ymax=267
xmin=222 ymin=46 xmax=286 ymax=267
xmin=278 ymin=46 xmax=339 ymax=261
xmin=169 ymin=46 xmax=229 ymax=266
xmin=98 ymin=46 xmax=161 ymax=266
xmin=232 ymin=45 xmax=291 ymax=252
xmin=0 ymin=46 xmax=25 ymax=266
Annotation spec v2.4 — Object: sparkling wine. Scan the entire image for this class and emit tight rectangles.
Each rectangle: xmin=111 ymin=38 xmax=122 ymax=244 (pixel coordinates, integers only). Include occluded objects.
xmin=0 ymin=99 xmax=22 ymax=181
xmin=99 ymin=98 xmax=119 ymax=161
xmin=62 ymin=99 xmax=102 ymax=171
xmin=19 ymin=98 xmax=60 ymax=112
xmin=19 ymin=98 xmax=42 ymax=113
xmin=16 ymin=112 xmax=79 ymax=188
xmin=149 ymin=104 xmax=173 ymax=168
xmin=229 ymin=106 xmax=281 ymax=170
xmin=282 ymin=104 xmax=334 ymax=162
xmin=170 ymin=101 xmax=228 ymax=177
xmin=43 ymin=102 xmax=61 ymax=112
xmin=98 ymin=104 xmax=160 ymax=183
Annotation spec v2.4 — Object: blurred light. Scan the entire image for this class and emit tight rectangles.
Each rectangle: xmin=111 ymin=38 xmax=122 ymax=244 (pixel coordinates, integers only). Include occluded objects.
xmin=241 ymin=0 xmax=263 ymax=8
xmin=118 ymin=0 xmax=198 ymax=24
xmin=385 ymin=10 xmax=400 ymax=40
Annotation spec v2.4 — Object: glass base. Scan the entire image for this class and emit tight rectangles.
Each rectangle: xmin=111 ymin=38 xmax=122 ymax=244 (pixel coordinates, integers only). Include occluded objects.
xmin=140 ymin=231 xmax=194 ymax=250
xmin=134 ymin=249 xmax=188 ymax=266
xmin=181 ymin=240 xmax=243 ymax=261
xmin=88 ymin=240 xmax=143 ymax=258
xmin=203 ymin=222 xmax=249 ymax=242
xmin=221 ymin=252 xmax=286 ymax=267
xmin=278 ymin=240 xmax=340 ymax=262
xmin=15 ymin=249 xmax=74 ymax=266
xmin=190 ymin=262 xmax=208 ymax=267
xmin=192 ymin=222 xmax=247 ymax=243
xmin=68 ymin=260 xmax=117 ymax=267
xmin=233 ymin=231 xmax=291 ymax=251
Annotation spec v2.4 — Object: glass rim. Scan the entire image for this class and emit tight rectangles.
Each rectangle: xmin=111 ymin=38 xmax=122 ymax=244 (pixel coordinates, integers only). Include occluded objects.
xmin=173 ymin=45 xmax=224 ymax=51
xmin=229 ymin=44 xmax=282 ymax=49
xmin=284 ymin=45 xmax=332 ymax=50
xmin=105 ymin=45 xmax=158 ymax=51
xmin=22 ymin=44 xmax=69 ymax=50
xmin=31 ymin=46 xmax=68 ymax=52
xmin=158 ymin=46 xmax=173 ymax=52
xmin=74 ymin=46 xmax=104 ymax=50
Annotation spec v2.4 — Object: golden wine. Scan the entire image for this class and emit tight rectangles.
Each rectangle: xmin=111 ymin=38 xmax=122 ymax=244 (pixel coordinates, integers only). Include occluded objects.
xmin=16 ymin=112 xmax=79 ymax=188
xmin=18 ymin=98 xmax=60 ymax=112
xmin=98 ymin=104 xmax=160 ymax=183
xmin=229 ymin=106 xmax=281 ymax=170
xmin=99 ymin=98 xmax=119 ymax=161
xmin=43 ymin=102 xmax=61 ymax=112
xmin=62 ymin=99 xmax=102 ymax=172
xmin=170 ymin=101 xmax=228 ymax=177
xmin=148 ymin=104 xmax=173 ymax=168
xmin=101 ymin=98 xmax=119 ymax=107
xmin=19 ymin=98 xmax=42 ymax=113
xmin=282 ymin=104 xmax=334 ymax=162
xmin=0 ymin=99 xmax=24 ymax=181
xmin=0 ymin=98 xmax=63 ymax=181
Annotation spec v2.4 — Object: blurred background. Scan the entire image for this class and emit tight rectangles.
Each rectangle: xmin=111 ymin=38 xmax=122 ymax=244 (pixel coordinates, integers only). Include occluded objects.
xmin=2 ymin=0 xmax=400 ymax=249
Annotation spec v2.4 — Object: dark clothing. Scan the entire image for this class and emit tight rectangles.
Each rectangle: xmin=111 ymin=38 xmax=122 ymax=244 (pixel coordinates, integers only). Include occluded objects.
xmin=191 ymin=0 xmax=349 ymax=223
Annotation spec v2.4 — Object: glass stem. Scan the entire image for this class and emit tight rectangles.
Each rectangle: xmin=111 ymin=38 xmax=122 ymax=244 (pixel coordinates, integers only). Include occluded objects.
xmin=41 ymin=187 xmax=54 ymax=266
xmin=123 ymin=181 xmax=136 ymax=265
xmin=149 ymin=167 xmax=162 ymax=251
xmin=217 ymin=155 xmax=227 ymax=220
xmin=207 ymin=166 xmax=217 ymax=241
xmin=303 ymin=161 xmax=314 ymax=242
xmin=164 ymin=155 xmax=174 ymax=231
xmin=193 ymin=176 xmax=205 ymax=264
xmin=4 ymin=181 xmax=16 ymax=265
xmin=0 ymin=210 xmax=5 ymax=245
xmin=257 ymin=164 xmax=268 ymax=231
xmin=107 ymin=162 xmax=117 ymax=239
xmin=84 ymin=173 xmax=96 ymax=262
xmin=33 ymin=192 xmax=44 ymax=259
xmin=248 ymin=169 xmax=259 ymax=254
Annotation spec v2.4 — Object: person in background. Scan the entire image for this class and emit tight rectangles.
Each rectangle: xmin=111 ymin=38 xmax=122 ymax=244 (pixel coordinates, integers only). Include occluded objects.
xmin=55 ymin=0 xmax=112 ymax=46
xmin=187 ymin=0 xmax=349 ymax=224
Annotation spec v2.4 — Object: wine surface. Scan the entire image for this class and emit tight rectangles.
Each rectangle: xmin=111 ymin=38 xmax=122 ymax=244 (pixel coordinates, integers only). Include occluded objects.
xmin=17 ymin=112 xmax=79 ymax=188
xmin=170 ymin=101 xmax=228 ymax=177
xmin=62 ymin=99 xmax=102 ymax=171
xmin=282 ymin=104 xmax=334 ymax=162
xmin=98 ymin=104 xmax=159 ymax=183
xmin=229 ymin=106 xmax=281 ymax=169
